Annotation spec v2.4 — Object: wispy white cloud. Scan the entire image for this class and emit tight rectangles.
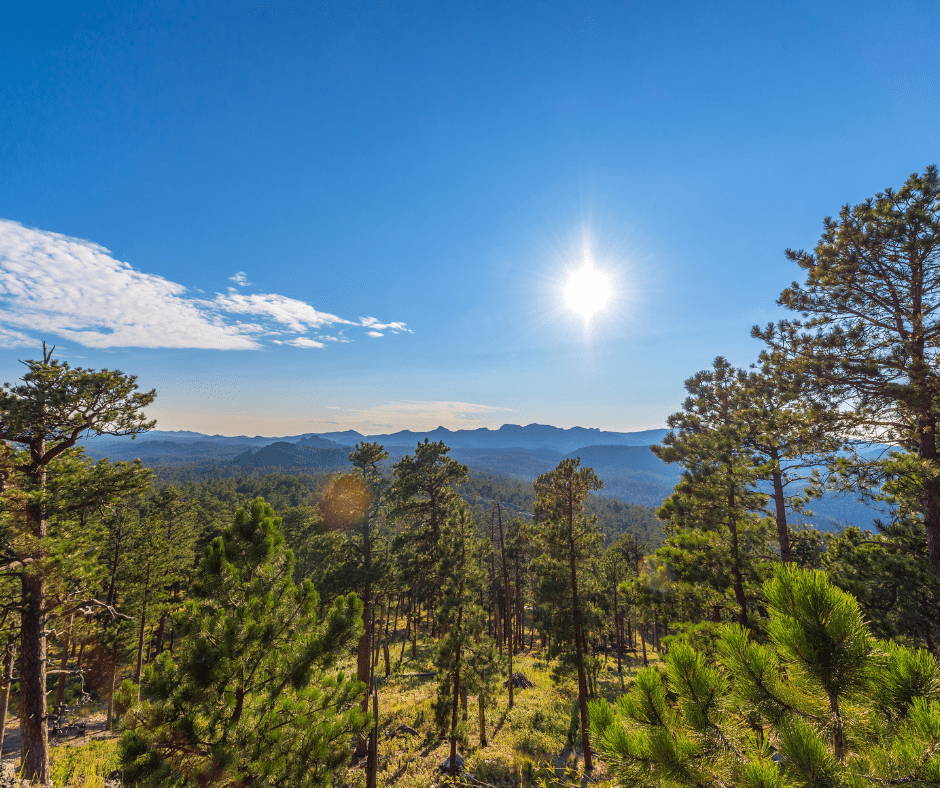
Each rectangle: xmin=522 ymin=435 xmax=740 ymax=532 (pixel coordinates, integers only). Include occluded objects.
xmin=366 ymin=330 xmax=384 ymax=337
xmin=230 ymin=271 xmax=251 ymax=286
xmin=0 ymin=325 xmax=37 ymax=348
xmin=0 ymin=220 xmax=411 ymax=350
xmin=360 ymin=316 xmax=412 ymax=333
xmin=273 ymin=337 xmax=326 ymax=349
xmin=209 ymin=290 xmax=352 ymax=333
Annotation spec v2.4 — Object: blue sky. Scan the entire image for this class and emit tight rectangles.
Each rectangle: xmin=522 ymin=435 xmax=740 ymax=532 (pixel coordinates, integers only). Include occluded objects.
xmin=1 ymin=1 xmax=939 ymax=436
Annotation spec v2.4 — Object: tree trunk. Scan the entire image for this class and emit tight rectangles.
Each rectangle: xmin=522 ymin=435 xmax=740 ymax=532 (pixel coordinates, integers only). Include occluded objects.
xmin=154 ymin=611 xmax=166 ymax=656
xmin=449 ymin=603 xmax=464 ymax=778
xmin=727 ymin=471 xmax=749 ymax=627
xmin=769 ymin=447 xmax=792 ymax=562
xmin=55 ymin=613 xmax=74 ymax=707
xmin=20 ymin=569 xmax=49 ymax=784
xmin=829 ymin=692 xmax=844 ymax=760
xmin=478 ymin=692 xmax=487 ymax=747
xmin=0 ymin=638 xmax=16 ymax=759
xmin=568 ymin=532 xmax=592 ymax=771
xmin=106 ymin=639 xmax=119 ymax=732
xmin=366 ymin=689 xmax=378 ymax=788
xmin=398 ymin=603 xmax=411 ymax=666
xmin=135 ymin=592 xmax=149 ymax=684
xmin=355 ymin=592 xmax=372 ymax=758
xmin=496 ymin=502 xmax=513 ymax=708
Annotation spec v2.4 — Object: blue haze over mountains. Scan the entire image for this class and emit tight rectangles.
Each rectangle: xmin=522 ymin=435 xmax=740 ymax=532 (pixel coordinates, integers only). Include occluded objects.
xmin=82 ymin=424 xmax=885 ymax=531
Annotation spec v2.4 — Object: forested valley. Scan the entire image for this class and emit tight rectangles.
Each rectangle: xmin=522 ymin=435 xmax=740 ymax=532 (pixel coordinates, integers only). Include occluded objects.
xmin=3 ymin=169 xmax=940 ymax=788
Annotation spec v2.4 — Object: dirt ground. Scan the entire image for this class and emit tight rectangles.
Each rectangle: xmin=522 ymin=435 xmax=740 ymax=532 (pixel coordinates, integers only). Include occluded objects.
xmin=0 ymin=711 xmax=114 ymax=761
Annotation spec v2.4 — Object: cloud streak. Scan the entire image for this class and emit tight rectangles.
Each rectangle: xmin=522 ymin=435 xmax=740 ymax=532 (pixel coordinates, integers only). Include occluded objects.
xmin=0 ymin=220 xmax=411 ymax=350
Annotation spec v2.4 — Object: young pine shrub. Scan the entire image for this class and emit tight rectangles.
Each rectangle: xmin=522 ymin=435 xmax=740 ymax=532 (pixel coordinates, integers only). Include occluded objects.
xmin=118 ymin=498 xmax=369 ymax=788
xmin=590 ymin=564 xmax=940 ymax=788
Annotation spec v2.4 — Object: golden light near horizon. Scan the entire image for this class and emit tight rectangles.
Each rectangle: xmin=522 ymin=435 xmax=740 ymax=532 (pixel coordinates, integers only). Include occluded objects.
xmin=565 ymin=262 xmax=611 ymax=320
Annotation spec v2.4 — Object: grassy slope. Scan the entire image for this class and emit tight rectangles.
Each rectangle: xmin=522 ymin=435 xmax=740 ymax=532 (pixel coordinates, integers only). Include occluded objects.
xmin=340 ymin=634 xmax=657 ymax=788
xmin=39 ymin=633 xmax=659 ymax=788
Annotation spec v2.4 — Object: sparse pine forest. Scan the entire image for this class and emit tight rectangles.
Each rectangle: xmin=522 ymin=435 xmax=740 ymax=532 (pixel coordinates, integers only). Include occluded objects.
xmin=2 ymin=168 xmax=940 ymax=787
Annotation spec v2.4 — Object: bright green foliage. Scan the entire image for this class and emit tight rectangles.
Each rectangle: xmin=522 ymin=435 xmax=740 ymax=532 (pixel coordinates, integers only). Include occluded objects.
xmin=592 ymin=564 xmax=940 ymax=788
xmin=119 ymin=498 xmax=368 ymax=788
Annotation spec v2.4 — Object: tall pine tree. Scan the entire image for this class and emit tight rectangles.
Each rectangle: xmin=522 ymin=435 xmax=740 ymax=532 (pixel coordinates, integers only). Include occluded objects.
xmin=755 ymin=166 xmax=940 ymax=643
xmin=0 ymin=344 xmax=154 ymax=784
xmin=532 ymin=458 xmax=604 ymax=772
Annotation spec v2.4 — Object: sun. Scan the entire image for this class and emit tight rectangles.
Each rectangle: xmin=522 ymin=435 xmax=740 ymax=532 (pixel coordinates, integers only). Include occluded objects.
xmin=565 ymin=263 xmax=611 ymax=320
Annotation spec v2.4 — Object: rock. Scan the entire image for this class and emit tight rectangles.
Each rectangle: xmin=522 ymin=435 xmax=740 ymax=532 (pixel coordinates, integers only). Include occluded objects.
xmin=440 ymin=754 xmax=464 ymax=773
xmin=394 ymin=724 xmax=418 ymax=737
xmin=503 ymin=672 xmax=534 ymax=689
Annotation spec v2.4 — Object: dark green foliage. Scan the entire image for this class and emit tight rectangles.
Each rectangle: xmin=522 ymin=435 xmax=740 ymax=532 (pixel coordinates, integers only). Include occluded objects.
xmin=391 ymin=440 xmax=468 ymax=622
xmin=649 ymin=358 xmax=776 ymax=642
xmin=0 ymin=345 xmax=156 ymax=784
xmin=392 ymin=440 xmax=468 ymax=559
xmin=433 ymin=505 xmax=497 ymax=771
xmin=531 ymin=458 xmax=605 ymax=771
xmin=592 ymin=564 xmax=940 ymax=787
xmin=756 ymin=166 xmax=940 ymax=631
xmin=119 ymin=498 xmax=368 ymax=788
xmin=460 ymin=470 xmax=664 ymax=549
xmin=823 ymin=450 xmax=940 ymax=649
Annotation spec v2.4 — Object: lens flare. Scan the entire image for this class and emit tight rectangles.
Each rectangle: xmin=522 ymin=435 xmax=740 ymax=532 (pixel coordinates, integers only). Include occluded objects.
xmin=565 ymin=263 xmax=611 ymax=320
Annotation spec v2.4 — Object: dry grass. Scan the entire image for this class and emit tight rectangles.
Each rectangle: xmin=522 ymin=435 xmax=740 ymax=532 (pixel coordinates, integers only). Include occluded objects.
xmin=341 ymin=638 xmax=657 ymax=788
xmin=29 ymin=637 xmax=659 ymax=787
xmin=49 ymin=737 xmax=119 ymax=787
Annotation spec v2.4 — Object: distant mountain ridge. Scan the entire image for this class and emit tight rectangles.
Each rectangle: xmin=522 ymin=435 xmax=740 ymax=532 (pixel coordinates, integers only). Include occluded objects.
xmin=315 ymin=423 xmax=671 ymax=452
xmin=77 ymin=424 xmax=889 ymax=532
xmin=82 ymin=424 xmax=670 ymax=455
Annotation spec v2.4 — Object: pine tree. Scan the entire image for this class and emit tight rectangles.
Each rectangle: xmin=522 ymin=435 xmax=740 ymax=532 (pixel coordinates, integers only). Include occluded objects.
xmin=736 ymin=363 xmax=845 ymax=563
xmin=823 ymin=449 xmax=940 ymax=650
xmin=390 ymin=440 xmax=468 ymax=629
xmin=532 ymin=458 xmax=604 ymax=772
xmin=347 ymin=442 xmax=389 ymax=778
xmin=651 ymin=358 xmax=775 ymax=640
xmin=432 ymin=504 xmax=496 ymax=774
xmin=755 ymin=166 xmax=940 ymax=640
xmin=119 ymin=498 xmax=368 ymax=788
xmin=591 ymin=564 xmax=940 ymax=787
xmin=0 ymin=344 xmax=154 ymax=784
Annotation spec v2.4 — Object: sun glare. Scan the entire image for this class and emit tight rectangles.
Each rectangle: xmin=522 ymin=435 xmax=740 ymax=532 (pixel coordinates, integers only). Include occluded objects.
xmin=565 ymin=263 xmax=611 ymax=320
